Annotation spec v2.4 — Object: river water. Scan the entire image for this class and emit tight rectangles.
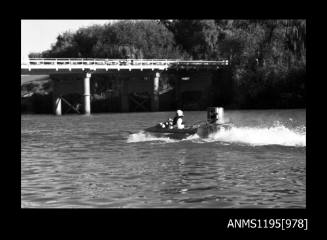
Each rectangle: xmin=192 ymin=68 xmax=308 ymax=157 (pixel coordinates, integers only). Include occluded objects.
xmin=21 ymin=109 xmax=306 ymax=208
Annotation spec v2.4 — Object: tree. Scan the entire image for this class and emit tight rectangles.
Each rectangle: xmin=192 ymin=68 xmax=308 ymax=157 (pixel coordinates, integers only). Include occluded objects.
xmin=28 ymin=52 xmax=43 ymax=58
xmin=163 ymin=20 xmax=222 ymax=60
xmin=42 ymin=31 xmax=77 ymax=58
xmin=41 ymin=20 xmax=188 ymax=59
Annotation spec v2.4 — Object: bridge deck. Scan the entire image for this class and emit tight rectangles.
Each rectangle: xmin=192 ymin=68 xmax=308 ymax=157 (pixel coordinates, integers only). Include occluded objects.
xmin=21 ymin=58 xmax=229 ymax=74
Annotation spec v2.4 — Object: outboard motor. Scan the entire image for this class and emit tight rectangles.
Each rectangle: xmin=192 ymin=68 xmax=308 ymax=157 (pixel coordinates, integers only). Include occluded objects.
xmin=207 ymin=107 xmax=224 ymax=124
xmin=197 ymin=107 xmax=230 ymax=138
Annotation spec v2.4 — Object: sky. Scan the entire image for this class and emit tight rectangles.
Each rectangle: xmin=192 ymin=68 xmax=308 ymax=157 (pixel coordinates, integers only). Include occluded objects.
xmin=21 ymin=20 xmax=117 ymax=60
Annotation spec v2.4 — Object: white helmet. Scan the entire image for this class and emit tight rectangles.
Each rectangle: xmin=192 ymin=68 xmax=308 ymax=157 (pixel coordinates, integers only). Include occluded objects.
xmin=176 ymin=110 xmax=184 ymax=117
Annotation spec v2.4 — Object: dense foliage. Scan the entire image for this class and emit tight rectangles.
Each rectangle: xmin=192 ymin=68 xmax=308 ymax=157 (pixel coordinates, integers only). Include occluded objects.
xmin=39 ymin=20 xmax=188 ymax=59
xmin=30 ymin=19 xmax=306 ymax=108
xmin=163 ymin=20 xmax=306 ymax=108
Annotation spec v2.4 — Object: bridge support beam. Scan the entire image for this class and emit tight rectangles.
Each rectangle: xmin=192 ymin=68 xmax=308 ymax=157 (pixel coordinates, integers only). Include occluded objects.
xmin=52 ymin=79 xmax=62 ymax=115
xmin=151 ymin=72 xmax=160 ymax=111
xmin=54 ymin=96 xmax=62 ymax=115
xmin=83 ymin=72 xmax=91 ymax=115
xmin=121 ymin=78 xmax=129 ymax=112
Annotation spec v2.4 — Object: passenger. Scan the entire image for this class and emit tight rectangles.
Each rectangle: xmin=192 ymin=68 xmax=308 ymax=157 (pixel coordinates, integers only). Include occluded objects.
xmin=173 ymin=110 xmax=185 ymax=129
xmin=159 ymin=118 xmax=174 ymax=129
xmin=164 ymin=120 xmax=169 ymax=128
xmin=168 ymin=118 xmax=173 ymax=129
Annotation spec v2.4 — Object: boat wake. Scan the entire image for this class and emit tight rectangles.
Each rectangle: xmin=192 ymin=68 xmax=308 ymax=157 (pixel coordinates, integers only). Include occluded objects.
xmin=203 ymin=124 xmax=306 ymax=147
xmin=127 ymin=122 xmax=306 ymax=147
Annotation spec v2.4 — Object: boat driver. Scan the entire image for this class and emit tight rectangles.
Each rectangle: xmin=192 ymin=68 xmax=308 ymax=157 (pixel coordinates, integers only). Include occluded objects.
xmin=173 ymin=110 xmax=185 ymax=129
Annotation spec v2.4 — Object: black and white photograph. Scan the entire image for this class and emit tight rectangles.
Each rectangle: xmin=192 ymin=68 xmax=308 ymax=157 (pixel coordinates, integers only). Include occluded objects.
xmin=21 ymin=19 xmax=306 ymax=211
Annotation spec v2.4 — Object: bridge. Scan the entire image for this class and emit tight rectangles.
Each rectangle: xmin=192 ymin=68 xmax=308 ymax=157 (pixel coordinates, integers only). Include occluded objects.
xmin=21 ymin=58 xmax=229 ymax=115
xmin=21 ymin=58 xmax=229 ymax=74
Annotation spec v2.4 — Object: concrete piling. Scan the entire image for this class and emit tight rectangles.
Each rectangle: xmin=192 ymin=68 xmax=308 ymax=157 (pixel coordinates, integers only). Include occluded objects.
xmin=83 ymin=72 xmax=91 ymax=115
xmin=54 ymin=96 xmax=62 ymax=116
xmin=151 ymin=72 xmax=160 ymax=111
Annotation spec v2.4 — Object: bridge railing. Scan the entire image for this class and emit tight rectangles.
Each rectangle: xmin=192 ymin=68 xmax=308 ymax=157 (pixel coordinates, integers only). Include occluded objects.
xmin=171 ymin=60 xmax=229 ymax=65
xmin=22 ymin=58 xmax=228 ymax=65
xmin=21 ymin=58 xmax=229 ymax=71
xmin=21 ymin=58 xmax=178 ymax=65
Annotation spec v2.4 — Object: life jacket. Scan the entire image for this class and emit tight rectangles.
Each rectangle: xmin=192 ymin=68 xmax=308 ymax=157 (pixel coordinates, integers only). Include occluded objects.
xmin=173 ymin=116 xmax=183 ymax=126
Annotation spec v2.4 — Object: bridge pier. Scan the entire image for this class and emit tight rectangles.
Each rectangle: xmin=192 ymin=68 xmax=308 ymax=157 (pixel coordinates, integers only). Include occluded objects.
xmin=151 ymin=72 xmax=160 ymax=111
xmin=83 ymin=72 xmax=91 ymax=115
xmin=54 ymin=95 xmax=62 ymax=115
xmin=52 ymin=79 xmax=62 ymax=116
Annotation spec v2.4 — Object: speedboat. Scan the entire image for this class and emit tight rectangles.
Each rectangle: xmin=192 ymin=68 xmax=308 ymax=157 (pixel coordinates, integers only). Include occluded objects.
xmin=144 ymin=107 xmax=232 ymax=139
xmin=144 ymin=122 xmax=231 ymax=139
xmin=144 ymin=125 xmax=198 ymax=139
